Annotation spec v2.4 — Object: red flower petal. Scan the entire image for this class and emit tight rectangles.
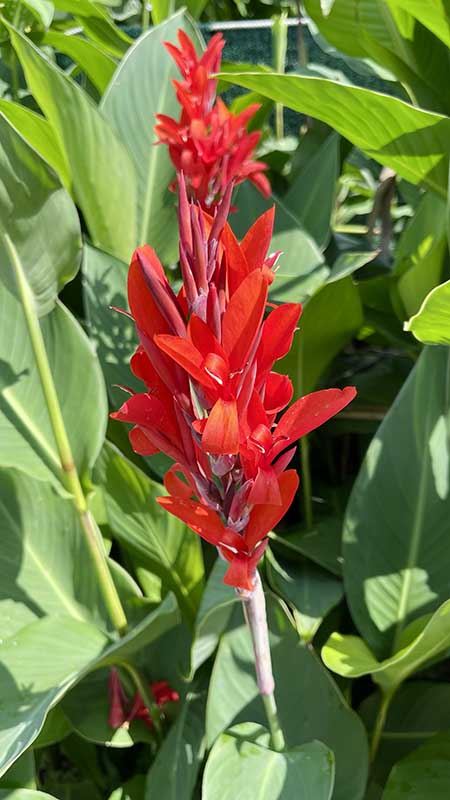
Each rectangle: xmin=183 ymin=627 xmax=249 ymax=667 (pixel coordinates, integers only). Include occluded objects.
xmin=245 ymin=469 xmax=299 ymax=551
xmin=257 ymin=303 xmax=302 ymax=380
xmin=221 ymin=270 xmax=268 ymax=372
xmin=275 ymin=387 xmax=357 ymax=446
xmin=155 ymin=334 xmax=217 ymax=391
xmin=129 ymin=426 xmax=159 ymax=456
xmin=240 ymin=207 xmax=275 ymax=272
xmin=157 ymin=496 xmax=243 ymax=552
xmin=202 ymin=397 xmax=239 ymax=455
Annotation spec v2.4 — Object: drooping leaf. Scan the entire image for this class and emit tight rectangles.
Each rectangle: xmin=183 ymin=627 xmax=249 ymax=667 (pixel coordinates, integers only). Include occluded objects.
xmin=0 ymin=113 xmax=81 ymax=316
xmin=218 ymin=71 xmax=450 ymax=197
xmin=386 ymin=0 xmax=450 ymax=50
xmin=145 ymin=691 xmax=206 ymax=800
xmin=0 ymin=101 xmax=69 ymax=189
xmin=0 ymin=594 xmax=178 ymax=776
xmin=0 ymin=285 xmax=107 ymax=493
xmin=43 ymin=30 xmax=117 ymax=94
xmin=21 ymin=0 xmax=54 ymax=27
xmin=382 ymin=733 xmax=450 ymax=799
xmin=404 ymin=278 xmax=450 ymax=344
xmin=206 ymin=598 xmax=368 ymax=800
xmin=101 ymin=11 xmax=203 ymax=264
xmin=322 ymin=597 xmax=450 ymax=692
xmin=203 ymin=724 xmax=335 ymax=800
xmin=232 ymin=183 xmax=328 ymax=304
xmin=93 ymin=442 xmax=204 ymax=622
xmin=8 ymin=24 xmax=137 ymax=261
xmin=52 ymin=0 xmax=132 ymax=58
xmin=343 ymin=346 xmax=450 ymax=657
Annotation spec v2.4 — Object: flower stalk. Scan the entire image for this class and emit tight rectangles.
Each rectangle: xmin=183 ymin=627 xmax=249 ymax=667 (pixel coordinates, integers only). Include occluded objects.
xmin=238 ymin=571 xmax=285 ymax=751
xmin=4 ymin=233 xmax=128 ymax=636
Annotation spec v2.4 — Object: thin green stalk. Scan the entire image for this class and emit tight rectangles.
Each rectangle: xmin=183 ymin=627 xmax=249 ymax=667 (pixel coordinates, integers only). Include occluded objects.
xmin=10 ymin=1 xmax=22 ymax=102
xmin=370 ymin=689 xmax=395 ymax=763
xmin=5 ymin=233 xmax=128 ymax=636
xmin=141 ymin=0 xmax=150 ymax=30
xmin=121 ymin=662 xmax=163 ymax=740
xmin=262 ymin=693 xmax=285 ymax=752
xmin=272 ymin=13 xmax=287 ymax=139
xmin=300 ymin=436 xmax=313 ymax=529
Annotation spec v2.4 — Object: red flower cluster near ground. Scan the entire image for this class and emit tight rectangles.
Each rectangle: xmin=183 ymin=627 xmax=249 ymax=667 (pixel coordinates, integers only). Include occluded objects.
xmin=155 ymin=30 xmax=270 ymax=209
xmin=112 ymin=176 xmax=356 ymax=591
xmin=108 ymin=669 xmax=179 ymax=730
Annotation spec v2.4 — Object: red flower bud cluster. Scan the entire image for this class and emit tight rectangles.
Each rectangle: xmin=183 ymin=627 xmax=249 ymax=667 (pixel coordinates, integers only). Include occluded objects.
xmin=108 ymin=668 xmax=179 ymax=730
xmin=112 ymin=176 xmax=356 ymax=591
xmin=155 ymin=30 xmax=270 ymax=210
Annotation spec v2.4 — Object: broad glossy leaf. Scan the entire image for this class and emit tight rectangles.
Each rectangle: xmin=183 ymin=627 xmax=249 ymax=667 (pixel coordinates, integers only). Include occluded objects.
xmin=1 ymin=750 xmax=35 ymax=790
xmin=343 ymin=347 xmax=450 ymax=656
xmin=405 ymin=279 xmax=450 ymax=344
xmin=146 ymin=691 xmax=206 ymax=800
xmin=43 ymin=31 xmax=117 ymax=94
xmin=280 ymin=276 xmax=363 ymax=394
xmin=9 ymin=25 xmax=137 ymax=261
xmin=203 ymin=724 xmax=334 ymax=800
xmin=52 ymin=0 xmax=132 ymax=58
xmin=393 ymin=192 xmax=447 ymax=317
xmin=0 ymin=285 xmax=107 ymax=492
xmin=206 ymin=598 xmax=368 ymax=800
xmin=383 ymin=733 xmax=450 ymax=799
xmin=266 ymin=549 xmax=343 ymax=642
xmin=284 ymin=133 xmax=339 ymax=249
xmin=322 ymin=597 xmax=450 ymax=692
xmin=360 ymin=682 xmax=450 ymax=795
xmin=101 ymin=12 xmax=203 ymax=264
xmin=232 ymin=183 xmax=328 ymax=304
xmin=386 ymin=0 xmax=450 ymax=49
xmin=0 ymin=101 xmax=68 ymax=189
xmin=0 ymin=468 xmax=125 ymax=639
xmin=269 ymin=515 xmax=343 ymax=576
xmin=0 ymin=113 xmax=81 ymax=316
xmin=0 ymin=594 xmax=178 ymax=775
xmin=22 ymin=0 xmax=54 ymax=27
xmin=93 ymin=442 xmax=204 ymax=622
xmin=218 ymin=72 xmax=450 ymax=197
xmin=189 ymin=558 xmax=237 ymax=677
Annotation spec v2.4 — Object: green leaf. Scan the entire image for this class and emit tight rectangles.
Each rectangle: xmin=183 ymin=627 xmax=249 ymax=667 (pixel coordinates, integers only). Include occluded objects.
xmin=21 ymin=0 xmax=54 ymax=27
xmin=43 ymin=31 xmax=117 ymax=94
xmin=266 ymin=549 xmax=343 ymax=642
xmin=218 ymin=71 xmax=450 ymax=197
xmin=404 ymin=278 xmax=450 ymax=344
xmin=0 ymin=467 xmax=124 ymax=639
xmin=284 ymin=133 xmax=340 ymax=249
xmin=0 ymin=286 xmax=107 ymax=492
xmin=0 ymin=101 xmax=69 ymax=189
xmin=8 ymin=24 xmax=137 ymax=261
xmin=232 ymin=183 xmax=328 ymax=304
xmin=393 ymin=192 xmax=447 ymax=317
xmin=383 ymin=733 xmax=450 ymax=799
xmin=343 ymin=346 xmax=450 ymax=656
xmin=206 ymin=598 xmax=368 ymax=800
xmin=52 ymin=0 xmax=132 ymax=58
xmin=145 ymin=691 xmax=206 ymax=800
xmin=101 ymin=12 xmax=203 ymax=264
xmin=0 ymin=792 xmax=60 ymax=799
xmin=0 ymin=594 xmax=178 ymax=775
xmin=93 ymin=442 xmax=204 ymax=622
xmin=281 ymin=276 xmax=363 ymax=395
xmin=0 ymin=113 xmax=81 ymax=316
xmin=322 ymin=597 xmax=450 ymax=692
xmin=189 ymin=559 xmax=237 ymax=678
xmin=269 ymin=515 xmax=343 ymax=576
xmin=33 ymin=706 xmax=72 ymax=749
xmin=1 ymin=751 xmax=35 ymax=790
xmin=360 ymin=681 xmax=450 ymax=794
xmin=386 ymin=0 xmax=450 ymax=50
xmin=203 ymin=724 xmax=335 ymax=800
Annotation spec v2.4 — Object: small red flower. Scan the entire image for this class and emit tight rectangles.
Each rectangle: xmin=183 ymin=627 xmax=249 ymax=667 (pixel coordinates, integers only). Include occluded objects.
xmin=108 ymin=669 xmax=179 ymax=731
xmin=155 ymin=30 xmax=270 ymax=210
xmin=113 ymin=179 xmax=356 ymax=591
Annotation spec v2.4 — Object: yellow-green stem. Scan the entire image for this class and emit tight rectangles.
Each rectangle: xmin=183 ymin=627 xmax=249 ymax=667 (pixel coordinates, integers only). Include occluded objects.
xmin=272 ymin=13 xmax=287 ymax=139
xmin=5 ymin=233 xmax=128 ymax=635
xmin=141 ymin=0 xmax=150 ymax=30
xmin=370 ymin=688 xmax=395 ymax=763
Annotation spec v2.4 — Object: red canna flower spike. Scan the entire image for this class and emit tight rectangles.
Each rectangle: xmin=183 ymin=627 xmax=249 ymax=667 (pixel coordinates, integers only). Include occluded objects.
xmin=108 ymin=668 xmax=128 ymax=729
xmin=108 ymin=670 xmax=179 ymax=731
xmin=155 ymin=30 xmax=270 ymax=210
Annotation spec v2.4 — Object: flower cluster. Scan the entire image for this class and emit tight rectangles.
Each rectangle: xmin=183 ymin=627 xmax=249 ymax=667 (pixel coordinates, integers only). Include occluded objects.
xmin=112 ymin=176 xmax=356 ymax=591
xmin=108 ymin=669 xmax=179 ymax=730
xmin=155 ymin=30 xmax=270 ymax=210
